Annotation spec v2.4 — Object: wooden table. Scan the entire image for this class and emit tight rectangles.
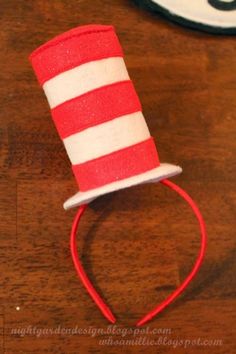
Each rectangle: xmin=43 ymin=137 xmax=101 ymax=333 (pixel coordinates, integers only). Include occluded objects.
xmin=1 ymin=1 xmax=235 ymax=353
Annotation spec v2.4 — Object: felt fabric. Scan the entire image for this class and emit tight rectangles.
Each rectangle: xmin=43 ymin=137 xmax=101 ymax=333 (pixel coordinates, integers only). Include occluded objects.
xmin=63 ymin=112 xmax=150 ymax=165
xmin=30 ymin=24 xmax=182 ymax=209
xmin=51 ymin=80 xmax=141 ymax=139
xmin=72 ymin=137 xmax=159 ymax=191
xmin=43 ymin=57 xmax=130 ymax=109
xmin=64 ymin=163 xmax=182 ymax=209
xmin=30 ymin=25 xmax=123 ymax=85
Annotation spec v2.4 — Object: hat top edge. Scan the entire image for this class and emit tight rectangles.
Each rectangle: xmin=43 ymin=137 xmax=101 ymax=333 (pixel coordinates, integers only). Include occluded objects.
xmin=29 ymin=24 xmax=114 ymax=61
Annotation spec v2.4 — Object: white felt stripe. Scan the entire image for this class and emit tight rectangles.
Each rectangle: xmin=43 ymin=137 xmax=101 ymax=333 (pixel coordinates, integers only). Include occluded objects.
xmin=43 ymin=57 xmax=130 ymax=109
xmin=63 ymin=111 xmax=150 ymax=165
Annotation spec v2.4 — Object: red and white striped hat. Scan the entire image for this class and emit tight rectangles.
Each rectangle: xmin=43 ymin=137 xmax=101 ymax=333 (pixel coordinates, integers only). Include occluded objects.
xmin=29 ymin=25 xmax=207 ymax=326
xmin=30 ymin=24 xmax=182 ymax=210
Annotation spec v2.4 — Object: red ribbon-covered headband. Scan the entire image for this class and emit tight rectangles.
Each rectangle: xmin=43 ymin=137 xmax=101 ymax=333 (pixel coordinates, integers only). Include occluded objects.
xmin=29 ymin=24 xmax=206 ymax=326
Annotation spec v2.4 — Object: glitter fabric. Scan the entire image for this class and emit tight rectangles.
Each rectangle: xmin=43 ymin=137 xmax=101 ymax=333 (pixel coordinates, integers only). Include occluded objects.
xmin=72 ymin=137 xmax=159 ymax=191
xmin=29 ymin=24 xmax=181 ymax=208
xmin=51 ymin=81 xmax=141 ymax=139
xmin=30 ymin=25 xmax=123 ymax=85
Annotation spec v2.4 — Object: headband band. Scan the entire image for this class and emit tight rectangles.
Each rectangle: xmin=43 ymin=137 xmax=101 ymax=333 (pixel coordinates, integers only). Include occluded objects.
xmin=70 ymin=179 xmax=206 ymax=326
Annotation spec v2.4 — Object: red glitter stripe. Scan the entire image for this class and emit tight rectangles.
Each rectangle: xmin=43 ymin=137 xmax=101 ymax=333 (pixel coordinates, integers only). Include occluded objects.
xmin=51 ymin=80 xmax=142 ymax=139
xmin=72 ymin=138 xmax=160 ymax=191
xmin=30 ymin=28 xmax=123 ymax=85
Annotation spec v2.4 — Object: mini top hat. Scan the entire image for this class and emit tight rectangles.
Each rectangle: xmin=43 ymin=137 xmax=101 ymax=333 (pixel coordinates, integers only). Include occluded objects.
xmin=29 ymin=25 xmax=206 ymax=327
xmin=30 ymin=24 xmax=182 ymax=209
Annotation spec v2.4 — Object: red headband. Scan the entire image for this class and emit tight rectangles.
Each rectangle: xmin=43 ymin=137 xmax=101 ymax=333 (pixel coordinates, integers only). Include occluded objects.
xmin=30 ymin=24 xmax=206 ymax=326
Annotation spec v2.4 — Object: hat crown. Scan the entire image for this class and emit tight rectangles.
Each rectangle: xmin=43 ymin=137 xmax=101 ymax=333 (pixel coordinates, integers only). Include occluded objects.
xmin=30 ymin=25 xmax=160 ymax=192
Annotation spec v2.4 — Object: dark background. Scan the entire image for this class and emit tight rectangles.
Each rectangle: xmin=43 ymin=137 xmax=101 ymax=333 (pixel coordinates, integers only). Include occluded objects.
xmin=0 ymin=1 xmax=235 ymax=353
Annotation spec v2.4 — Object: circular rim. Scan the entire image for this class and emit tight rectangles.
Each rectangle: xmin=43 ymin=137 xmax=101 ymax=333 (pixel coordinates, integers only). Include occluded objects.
xmin=135 ymin=0 xmax=236 ymax=34
xmin=63 ymin=163 xmax=182 ymax=209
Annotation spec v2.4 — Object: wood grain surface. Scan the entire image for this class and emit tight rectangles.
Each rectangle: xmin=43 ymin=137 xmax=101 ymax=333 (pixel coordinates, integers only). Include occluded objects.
xmin=0 ymin=1 xmax=236 ymax=353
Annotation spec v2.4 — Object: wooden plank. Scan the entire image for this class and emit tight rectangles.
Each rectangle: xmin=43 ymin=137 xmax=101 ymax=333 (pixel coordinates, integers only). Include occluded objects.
xmin=0 ymin=0 xmax=235 ymax=353
xmin=4 ymin=300 xmax=236 ymax=353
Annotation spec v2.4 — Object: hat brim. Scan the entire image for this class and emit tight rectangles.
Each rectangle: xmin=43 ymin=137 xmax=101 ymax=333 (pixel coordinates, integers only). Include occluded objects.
xmin=63 ymin=163 xmax=182 ymax=210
